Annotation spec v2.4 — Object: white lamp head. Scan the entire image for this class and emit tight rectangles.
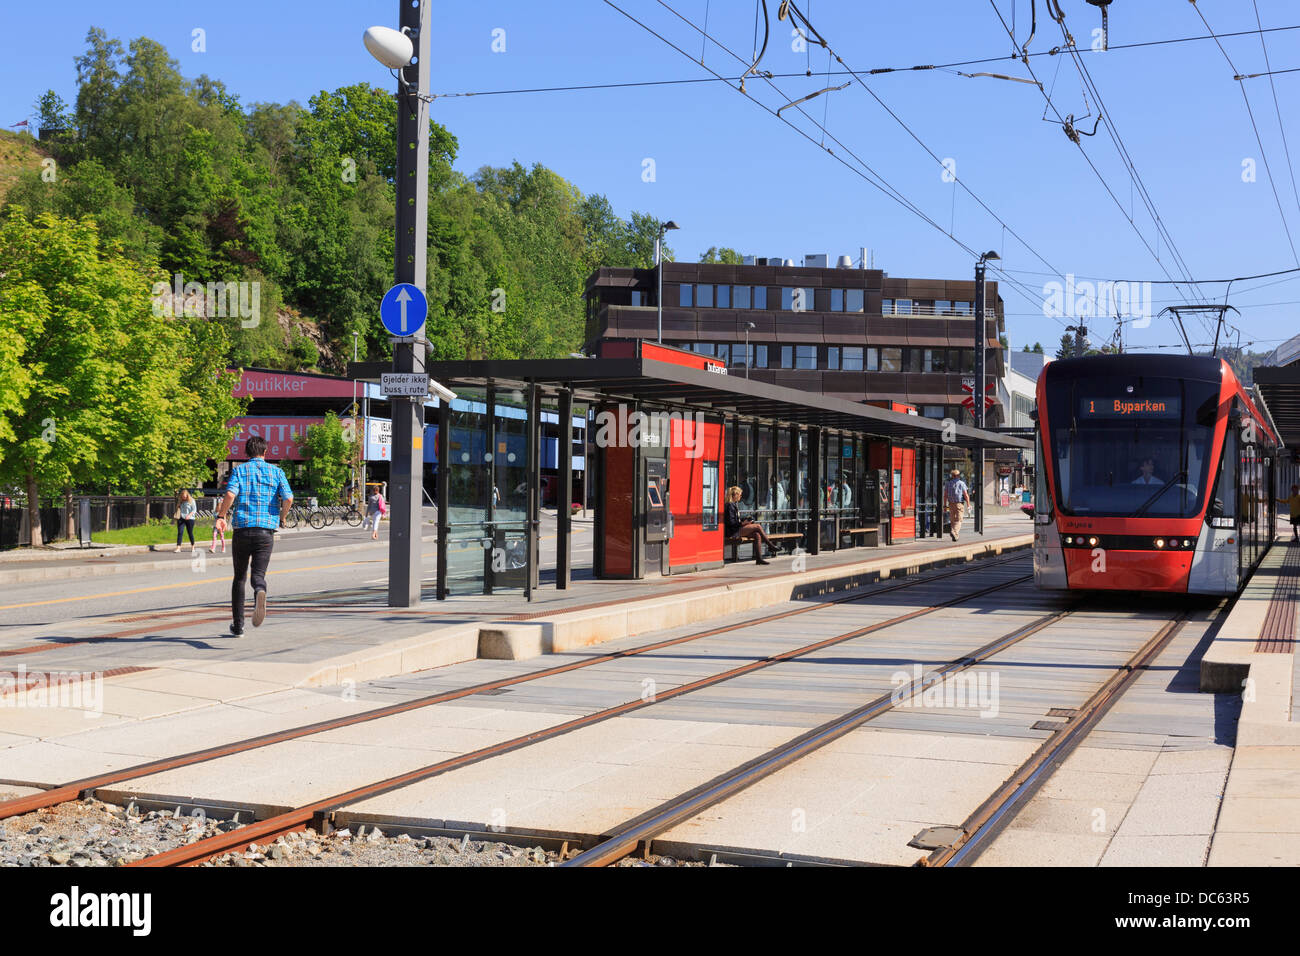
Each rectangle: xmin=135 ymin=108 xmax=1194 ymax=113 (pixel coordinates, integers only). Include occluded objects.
xmin=364 ymin=26 xmax=414 ymax=70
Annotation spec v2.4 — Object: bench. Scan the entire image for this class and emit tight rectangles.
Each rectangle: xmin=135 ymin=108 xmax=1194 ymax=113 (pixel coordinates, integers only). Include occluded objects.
xmin=725 ymin=532 xmax=803 ymax=562
xmin=843 ymin=525 xmax=880 ymax=548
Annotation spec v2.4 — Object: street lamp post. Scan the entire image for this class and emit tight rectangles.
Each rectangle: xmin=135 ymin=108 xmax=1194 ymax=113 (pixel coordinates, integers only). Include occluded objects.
xmin=364 ymin=3 xmax=430 ymax=606
xmin=974 ymin=250 xmax=1000 ymax=535
xmin=745 ymin=321 xmax=755 ymax=379
xmin=655 ymin=220 xmax=679 ymax=343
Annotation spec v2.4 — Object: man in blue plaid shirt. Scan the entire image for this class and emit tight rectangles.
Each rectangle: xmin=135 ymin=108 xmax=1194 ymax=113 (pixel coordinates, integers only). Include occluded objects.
xmin=214 ymin=435 xmax=293 ymax=635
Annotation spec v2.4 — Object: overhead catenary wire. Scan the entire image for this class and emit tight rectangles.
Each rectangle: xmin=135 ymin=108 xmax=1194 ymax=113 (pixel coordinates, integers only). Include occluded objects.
xmin=1190 ymin=0 xmax=1300 ymax=268
xmin=1252 ymin=0 xmax=1300 ymax=227
xmin=985 ymin=0 xmax=1209 ymax=319
xmin=600 ymin=0 xmax=1054 ymax=317
xmin=756 ymin=0 xmax=1075 ymax=318
xmin=424 ymin=24 xmax=1300 ymax=100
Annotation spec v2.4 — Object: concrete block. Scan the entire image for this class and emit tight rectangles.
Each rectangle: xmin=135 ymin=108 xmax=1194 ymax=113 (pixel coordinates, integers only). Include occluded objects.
xmin=478 ymin=624 xmax=550 ymax=661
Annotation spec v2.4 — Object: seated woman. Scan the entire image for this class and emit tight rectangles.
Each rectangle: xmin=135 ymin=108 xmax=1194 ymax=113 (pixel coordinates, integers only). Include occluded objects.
xmin=725 ymin=486 xmax=779 ymax=565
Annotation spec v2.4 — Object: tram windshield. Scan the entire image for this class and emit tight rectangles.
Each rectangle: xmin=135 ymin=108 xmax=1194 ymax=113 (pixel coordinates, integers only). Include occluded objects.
xmin=1046 ymin=376 xmax=1220 ymax=518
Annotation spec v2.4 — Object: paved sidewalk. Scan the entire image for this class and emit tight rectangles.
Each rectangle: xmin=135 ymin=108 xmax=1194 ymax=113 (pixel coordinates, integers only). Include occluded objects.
xmin=1204 ymin=533 xmax=1300 ymax=865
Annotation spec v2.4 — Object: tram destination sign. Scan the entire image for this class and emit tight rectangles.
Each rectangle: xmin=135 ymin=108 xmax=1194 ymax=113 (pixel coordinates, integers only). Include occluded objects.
xmin=1079 ymin=395 xmax=1181 ymax=419
xmin=381 ymin=373 xmax=430 ymax=398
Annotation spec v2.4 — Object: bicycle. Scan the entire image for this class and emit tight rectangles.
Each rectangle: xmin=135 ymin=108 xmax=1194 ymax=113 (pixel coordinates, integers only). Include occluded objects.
xmin=341 ymin=503 xmax=364 ymax=527
xmin=281 ymin=507 xmax=301 ymax=529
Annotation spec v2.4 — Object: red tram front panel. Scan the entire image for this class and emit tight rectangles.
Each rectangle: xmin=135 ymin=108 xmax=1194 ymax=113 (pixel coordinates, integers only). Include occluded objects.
xmin=1032 ymin=355 xmax=1276 ymax=595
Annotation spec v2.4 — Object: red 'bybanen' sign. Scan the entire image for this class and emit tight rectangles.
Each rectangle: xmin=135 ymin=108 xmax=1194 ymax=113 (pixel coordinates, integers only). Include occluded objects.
xmin=226 ymin=417 xmax=323 ymax=461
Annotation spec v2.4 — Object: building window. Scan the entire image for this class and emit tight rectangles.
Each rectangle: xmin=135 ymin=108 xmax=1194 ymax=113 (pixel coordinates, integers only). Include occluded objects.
xmin=916 ymin=300 xmax=934 ymax=315
xmin=795 ymin=345 xmax=816 ymax=369
xmin=733 ymin=285 xmax=751 ymax=309
xmin=846 ymin=289 xmax=864 ymax=313
xmin=894 ymin=299 xmax=912 ymax=315
xmin=881 ymin=347 xmax=902 ymax=372
xmin=694 ymin=343 xmax=714 ymax=356
xmin=922 ymin=405 xmax=945 ymax=418
xmin=630 ymin=291 xmax=643 ymax=306
xmin=902 ymin=348 xmax=922 ymax=372
xmin=831 ymin=289 xmax=844 ymax=312
xmin=958 ymin=348 xmax=975 ymax=372
xmin=881 ymin=297 xmax=893 ymax=314
xmin=755 ymin=344 xmax=768 ymax=368
xmin=754 ymin=286 xmax=768 ymax=309
xmin=814 ymin=289 xmax=832 ymax=312
xmin=826 ymin=346 xmax=840 ymax=370
xmin=679 ymin=284 xmax=693 ymax=307
xmin=780 ymin=345 xmax=793 ymax=368
xmin=716 ymin=284 xmax=730 ymax=308
xmin=842 ymin=346 xmax=864 ymax=371
xmin=865 ymin=347 xmax=879 ymax=371
xmin=697 ymin=284 xmax=714 ymax=308
xmin=924 ymin=349 xmax=947 ymax=373
xmin=781 ymin=287 xmax=794 ymax=310
xmin=952 ymin=300 xmax=972 ymax=315
xmin=936 ymin=299 xmax=952 ymax=314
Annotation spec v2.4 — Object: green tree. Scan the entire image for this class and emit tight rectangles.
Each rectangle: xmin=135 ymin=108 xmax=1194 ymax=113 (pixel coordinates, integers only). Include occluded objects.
xmin=699 ymin=246 xmax=744 ymax=264
xmin=33 ymin=90 xmax=73 ymax=135
xmin=302 ymin=412 xmax=351 ymax=504
xmin=0 ymin=212 xmax=172 ymax=545
xmin=1055 ymin=333 xmax=1080 ymax=360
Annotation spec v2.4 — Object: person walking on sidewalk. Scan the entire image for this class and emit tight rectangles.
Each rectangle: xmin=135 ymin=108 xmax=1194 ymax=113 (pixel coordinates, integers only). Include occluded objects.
xmin=944 ymin=468 xmax=972 ymax=542
xmin=174 ymin=490 xmax=198 ymax=553
xmin=214 ymin=435 xmax=293 ymax=636
xmin=210 ymin=484 xmax=228 ymax=554
xmin=1278 ymin=484 xmax=1300 ymax=543
xmin=365 ymin=488 xmax=386 ymax=540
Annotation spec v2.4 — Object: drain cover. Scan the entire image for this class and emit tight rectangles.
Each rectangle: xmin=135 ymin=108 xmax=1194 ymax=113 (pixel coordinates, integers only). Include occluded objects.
xmin=908 ymin=825 xmax=965 ymax=850
xmin=1046 ymin=708 xmax=1078 ymax=718
xmin=1031 ymin=719 xmax=1067 ymax=731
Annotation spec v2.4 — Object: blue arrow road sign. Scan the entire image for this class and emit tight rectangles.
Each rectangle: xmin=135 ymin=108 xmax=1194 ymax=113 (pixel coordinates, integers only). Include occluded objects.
xmin=379 ymin=283 xmax=429 ymax=336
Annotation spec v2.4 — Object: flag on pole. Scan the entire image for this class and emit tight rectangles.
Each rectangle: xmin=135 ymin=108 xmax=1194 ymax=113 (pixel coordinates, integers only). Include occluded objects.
xmin=10 ymin=120 xmax=29 ymax=127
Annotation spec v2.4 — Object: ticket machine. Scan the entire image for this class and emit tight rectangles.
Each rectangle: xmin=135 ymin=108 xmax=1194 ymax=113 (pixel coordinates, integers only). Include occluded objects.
xmin=644 ymin=457 xmax=670 ymax=576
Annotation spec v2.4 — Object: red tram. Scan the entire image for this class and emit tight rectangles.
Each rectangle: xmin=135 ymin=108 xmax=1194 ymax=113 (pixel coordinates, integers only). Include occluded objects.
xmin=1033 ymin=355 xmax=1278 ymax=594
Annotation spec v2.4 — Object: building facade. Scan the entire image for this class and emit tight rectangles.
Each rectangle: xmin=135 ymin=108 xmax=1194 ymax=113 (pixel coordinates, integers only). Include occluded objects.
xmin=584 ymin=256 xmax=1007 ymax=426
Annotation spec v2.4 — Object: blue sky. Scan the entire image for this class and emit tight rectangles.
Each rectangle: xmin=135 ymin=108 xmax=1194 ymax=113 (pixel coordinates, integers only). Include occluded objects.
xmin=3 ymin=0 xmax=1300 ymax=355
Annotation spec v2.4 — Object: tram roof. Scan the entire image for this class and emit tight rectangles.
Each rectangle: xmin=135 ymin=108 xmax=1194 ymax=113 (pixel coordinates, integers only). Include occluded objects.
xmin=1254 ymin=364 xmax=1300 ymax=449
xmin=350 ymin=357 xmax=1031 ymax=451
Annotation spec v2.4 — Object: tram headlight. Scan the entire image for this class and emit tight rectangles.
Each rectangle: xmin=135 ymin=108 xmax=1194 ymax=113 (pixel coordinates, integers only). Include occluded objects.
xmin=1154 ymin=538 xmax=1165 ymax=548
xmin=1183 ymin=539 xmax=1192 ymax=548
xmin=1088 ymin=537 xmax=1099 ymax=547
xmin=1064 ymin=536 xmax=1073 ymax=544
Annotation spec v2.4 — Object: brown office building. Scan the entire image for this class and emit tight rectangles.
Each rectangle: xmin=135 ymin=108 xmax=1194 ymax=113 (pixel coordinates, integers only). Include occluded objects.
xmin=584 ymin=255 xmax=1006 ymax=426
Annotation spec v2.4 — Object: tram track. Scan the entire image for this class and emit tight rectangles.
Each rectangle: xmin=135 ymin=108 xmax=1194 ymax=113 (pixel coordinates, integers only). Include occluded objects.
xmin=123 ymin=560 xmax=1036 ymax=866
xmin=0 ymin=551 xmax=1028 ymax=825
xmin=562 ymin=607 xmax=1193 ymax=867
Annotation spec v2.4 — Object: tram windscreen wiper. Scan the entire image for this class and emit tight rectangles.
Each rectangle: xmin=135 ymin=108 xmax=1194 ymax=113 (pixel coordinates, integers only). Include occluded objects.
xmin=1133 ymin=470 xmax=1187 ymax=518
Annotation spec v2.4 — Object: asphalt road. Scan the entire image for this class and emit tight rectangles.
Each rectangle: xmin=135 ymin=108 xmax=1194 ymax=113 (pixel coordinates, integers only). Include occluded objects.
xmin=0 ymin=514 xmax=595 ymax=628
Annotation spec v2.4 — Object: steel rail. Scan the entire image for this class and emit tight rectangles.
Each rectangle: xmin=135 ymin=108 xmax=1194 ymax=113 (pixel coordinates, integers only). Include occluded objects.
xmin=132 ymin=570 xmax=1034 ymax=866
xmin=925 ymin=612 xmax=1190 ymax=866
xmin=562 ymin=597 xmax=1085 ymax=867
xmin=0 ymin=552 xmax=1028 ymax=823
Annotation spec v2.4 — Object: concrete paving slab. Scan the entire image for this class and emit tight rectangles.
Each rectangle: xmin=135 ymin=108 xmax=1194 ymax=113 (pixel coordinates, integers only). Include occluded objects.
xmin=1037 ymin=769 xmax=1147 ymax=803
xmin=1228 ymin=745 xmax=1300 ymax=770
xmin=1115 ymin=794 xmax=1222 ymax=837
xmin=1008 ymin=796 xmax=1129 ymax=836
xmin=1220 ymin=766 xmax=1300 ymax=799
xmin=971 ymin=828 xmax=1111 ymax=867
xmin=1207 ymin=832 xmax=1300 ymax=866
xmin=1099 ymin=834 xmax=1210 ymax=867
xmin=1148 ymin=748 xmax=1233 ymax=775
xmin=1214 ymin=796 xmax=1300 ymax=833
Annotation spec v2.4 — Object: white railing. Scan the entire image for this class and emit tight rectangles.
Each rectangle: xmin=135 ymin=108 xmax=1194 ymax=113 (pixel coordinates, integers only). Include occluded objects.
xmin=882 ymin=303 xmax=975 ymax=317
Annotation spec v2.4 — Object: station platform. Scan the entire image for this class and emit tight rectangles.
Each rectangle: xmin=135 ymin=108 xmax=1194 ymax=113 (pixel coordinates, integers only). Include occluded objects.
xmin=0 ymin=514 xmax=1030 ymax=792
xmin=1198 ymin=532 xmax=1300 ymax=865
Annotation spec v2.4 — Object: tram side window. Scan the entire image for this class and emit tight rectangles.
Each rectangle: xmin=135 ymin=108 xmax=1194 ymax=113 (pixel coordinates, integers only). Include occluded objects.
xmin=1215 ymin=427 xmax=1237 ymax=522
